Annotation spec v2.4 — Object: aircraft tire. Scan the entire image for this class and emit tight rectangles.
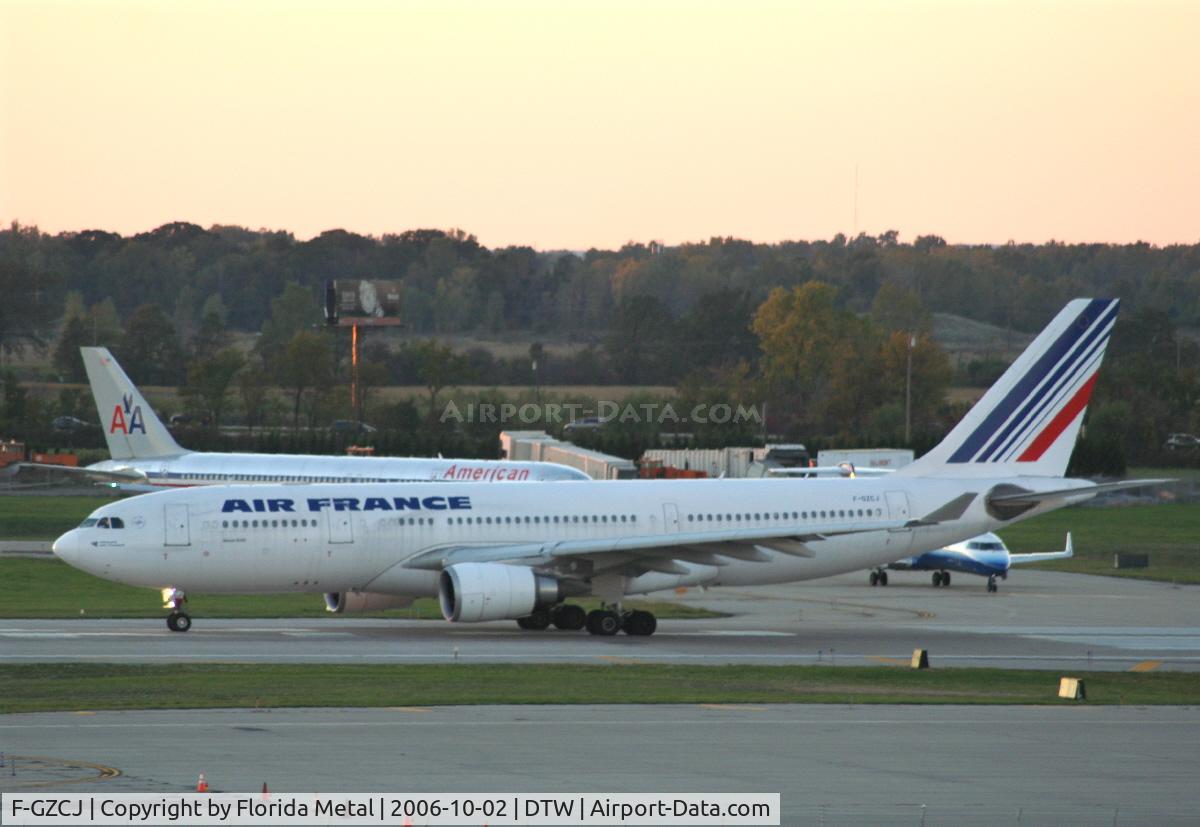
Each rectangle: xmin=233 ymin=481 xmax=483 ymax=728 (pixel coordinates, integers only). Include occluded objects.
xmin=586 ymin=610 xmax=621 ymax=637
xmin=517 ymin=610 xmax=551 ymax=631
xmin=987 ymin=576 xmax=998 ymax=593
xmin=932 ymin=572 xmax=942 ymax=587
xmin=623 ymin=610 xmax=657 ymax=637
xmin=167 ymin=611 xmax=191 ymax=633
xmin=551 ymin=604 xmax=586 ymax=631
xmin=869 ymin=571 xmax=879 ymax=586
xmin=943 ymin=571 xmax=951 ymax=587
xmin=880 ymin=571 xmax=888 ymax=586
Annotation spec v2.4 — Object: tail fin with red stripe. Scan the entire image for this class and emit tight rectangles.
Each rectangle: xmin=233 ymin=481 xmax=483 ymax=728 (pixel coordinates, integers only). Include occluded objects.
xmin=898 ymin=299 xmax=1118 ymax=479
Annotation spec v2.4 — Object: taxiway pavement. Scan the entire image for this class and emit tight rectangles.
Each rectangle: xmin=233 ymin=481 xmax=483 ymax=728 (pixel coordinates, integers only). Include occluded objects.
xmin=2 ymin=570 xmax=1198 ymax=671
xmin=1 ymin=705 xmax=1197 ymax=823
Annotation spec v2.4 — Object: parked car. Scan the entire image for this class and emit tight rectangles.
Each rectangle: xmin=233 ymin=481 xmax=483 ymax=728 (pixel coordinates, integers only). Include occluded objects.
xmin=563 ymin=416 xmax=605 ymax=435
xmin=51 ymin=415 xmax=92 ymax=431
xmin=1164 ymin=433 xmax=1200 ymax=451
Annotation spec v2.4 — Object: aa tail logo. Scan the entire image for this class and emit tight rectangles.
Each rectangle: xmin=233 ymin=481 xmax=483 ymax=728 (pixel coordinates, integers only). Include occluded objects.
xmin=109 ymin=392 xmax=146 ymax=435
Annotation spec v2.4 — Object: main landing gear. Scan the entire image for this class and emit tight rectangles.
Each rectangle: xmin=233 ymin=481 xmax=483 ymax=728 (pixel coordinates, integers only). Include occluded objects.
xmin=869 ymin=569 xmax=888 ymax=586
xmin=515 ymin=604 xmax=657 ymax=637
xmin=163 ymin=588 xmax=192 ymax=632
xmin=932 ymin=571 xmax=952 ymax=587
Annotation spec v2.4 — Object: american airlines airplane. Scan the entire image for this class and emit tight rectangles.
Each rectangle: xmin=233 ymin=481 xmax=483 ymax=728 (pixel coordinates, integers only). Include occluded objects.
xmin=24 ymin=347 xmax=587 ymax=488
xmin=868 ymin=531 xmax=1073 ymax=592
xmin=52 ymin=299 xmax=1165 ymax=636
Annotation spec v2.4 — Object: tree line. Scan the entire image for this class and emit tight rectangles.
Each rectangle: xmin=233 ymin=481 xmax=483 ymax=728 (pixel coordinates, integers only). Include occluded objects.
xmin=1 ymin=221 xmax=1197 ymax=468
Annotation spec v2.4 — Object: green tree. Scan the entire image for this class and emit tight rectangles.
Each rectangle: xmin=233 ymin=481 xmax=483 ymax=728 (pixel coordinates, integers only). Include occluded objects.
xmin=752 ymin=281 xmax=853 ymax=434
xmin=258 ymin=283 xmax=321 ymax=367
xmin=277 ymin=330 xmax=335 ymax=427
xmin=878 ymin=331 xmax=953 ymax=440
xmin=238 ymin=361 xmax=271 ymax=433
xmin=181 ymin=348 xmax=245 ymax=429
xmin=52 ymin=315 xmax=92 ymax=382
xmin=0 ymin=259 xmax=59 ymax=359
xmin=408 ymin=340 xmax=473 ymax=422
xmin=118 ymin=304 xmax=186 ymax=385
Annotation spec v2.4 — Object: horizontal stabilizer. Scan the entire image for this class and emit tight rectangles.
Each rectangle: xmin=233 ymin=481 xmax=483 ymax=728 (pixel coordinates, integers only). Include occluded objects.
xmin=988 ymin=479 xmax=1173 ymax=508
xmin=13 ymin=463 xmax=148 ymax=484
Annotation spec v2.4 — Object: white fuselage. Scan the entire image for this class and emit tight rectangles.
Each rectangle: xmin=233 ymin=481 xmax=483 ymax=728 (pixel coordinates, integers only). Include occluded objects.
xmin=86 ymin=451 xmax=589 ymax=488
xmin=52 ymin=476 xmax=1090 ymax=600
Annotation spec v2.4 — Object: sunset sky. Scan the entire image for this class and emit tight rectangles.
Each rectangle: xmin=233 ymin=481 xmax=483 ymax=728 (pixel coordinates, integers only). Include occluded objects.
xmin=2 ymin=1 xmax=1197 ymax=249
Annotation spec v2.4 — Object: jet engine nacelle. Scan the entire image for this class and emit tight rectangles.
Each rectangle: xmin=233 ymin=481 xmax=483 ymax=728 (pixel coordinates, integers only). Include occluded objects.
xmin=324 ymin=591 xmax=415 ymax=614
xmin=438 ymin=562 xmax=562 ymax=622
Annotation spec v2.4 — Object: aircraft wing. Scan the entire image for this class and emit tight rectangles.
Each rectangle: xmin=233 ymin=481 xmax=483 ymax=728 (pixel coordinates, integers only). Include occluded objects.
xmin=402 ymin=494 xmax=975 ymax=572
xmin=403 ymin=521 xmax=904 ymax=571
xmin=8 ymin=463 xmax=148 ymax=485
xmin=1009 ymin=532 xmax=1074 ymax=565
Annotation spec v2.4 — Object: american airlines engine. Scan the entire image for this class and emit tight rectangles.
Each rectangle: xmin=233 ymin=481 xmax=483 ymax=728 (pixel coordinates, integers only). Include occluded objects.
xmin=51 ymin=300 xmax=1169 ymax=638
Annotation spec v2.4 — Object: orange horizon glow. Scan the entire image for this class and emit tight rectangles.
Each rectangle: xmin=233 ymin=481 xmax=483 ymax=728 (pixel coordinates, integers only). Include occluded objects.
xmin=2 ymin=1 xmax=1198 ymax=250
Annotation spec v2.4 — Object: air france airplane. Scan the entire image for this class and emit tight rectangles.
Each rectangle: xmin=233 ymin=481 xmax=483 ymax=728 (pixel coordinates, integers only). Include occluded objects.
xmin=52 ymin=300 xmax=1166 ymax=637
xmin=869 ymin=531 xmax=1073 ymax=592
xmin=23 ymin=347 xmax=587 ymax=488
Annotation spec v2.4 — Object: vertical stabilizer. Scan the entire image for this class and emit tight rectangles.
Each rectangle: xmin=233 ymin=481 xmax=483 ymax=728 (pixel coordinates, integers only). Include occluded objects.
xmin=81 ymin=347 xmax=185 ymax=460
xmin=898 ymin=299 xmax=1118 ymax=479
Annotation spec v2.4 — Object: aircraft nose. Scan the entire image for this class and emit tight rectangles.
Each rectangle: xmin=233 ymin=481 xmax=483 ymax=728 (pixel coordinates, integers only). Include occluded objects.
xmin=51 ymin=530 xmax=82 ymax=564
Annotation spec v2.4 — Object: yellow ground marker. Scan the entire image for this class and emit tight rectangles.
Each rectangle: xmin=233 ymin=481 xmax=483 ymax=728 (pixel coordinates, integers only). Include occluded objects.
xmin=1129 ymin=660 xmax=1162 ymax=673
xmin=698 ymin=704 xmax=768 ymax=711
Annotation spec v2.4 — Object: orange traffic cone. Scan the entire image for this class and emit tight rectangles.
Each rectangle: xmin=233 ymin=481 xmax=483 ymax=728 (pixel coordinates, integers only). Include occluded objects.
xmin=262 ymin=782 xmax=270 ymax=800
xmin=196 ymin=773 xmax=208 ymax=793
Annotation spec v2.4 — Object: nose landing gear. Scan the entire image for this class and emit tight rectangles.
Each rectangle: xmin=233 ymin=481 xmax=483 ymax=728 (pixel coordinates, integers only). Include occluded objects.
xmin=987 ymin=575 xmax=999 ymax=593
xmin=162 ymin=588 xmax=191 ymax=632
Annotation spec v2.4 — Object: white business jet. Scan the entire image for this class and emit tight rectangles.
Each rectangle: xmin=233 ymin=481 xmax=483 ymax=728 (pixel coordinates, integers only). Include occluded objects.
xmin=53 ymin=299 xmax=1165 ymax=636
xmin=20 ymin=347 xmax=587 ymax=489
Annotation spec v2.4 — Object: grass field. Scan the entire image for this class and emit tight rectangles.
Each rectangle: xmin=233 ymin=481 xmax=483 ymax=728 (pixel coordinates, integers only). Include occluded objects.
xmin=0 ymin=558 xmax=719 ymax=620
xmin=0 ymin=493 xmax=126 ymax=539
xmin=1 ymin=663 xmax=1196 ymax=713
xmin=997 ymin=501 xmax=1200 ymax=584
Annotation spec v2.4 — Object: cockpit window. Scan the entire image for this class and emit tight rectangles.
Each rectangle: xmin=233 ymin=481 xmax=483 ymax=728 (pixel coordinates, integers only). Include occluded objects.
xmin=79 ymin=518 xmax=99 ymax=528
xmin=91 ymin=517 xmax=125 ymax=529
xmin=97 ymin=517 xmax=110 ymax=528
xmin=110 ymin=517 xmax=124 ymax=529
